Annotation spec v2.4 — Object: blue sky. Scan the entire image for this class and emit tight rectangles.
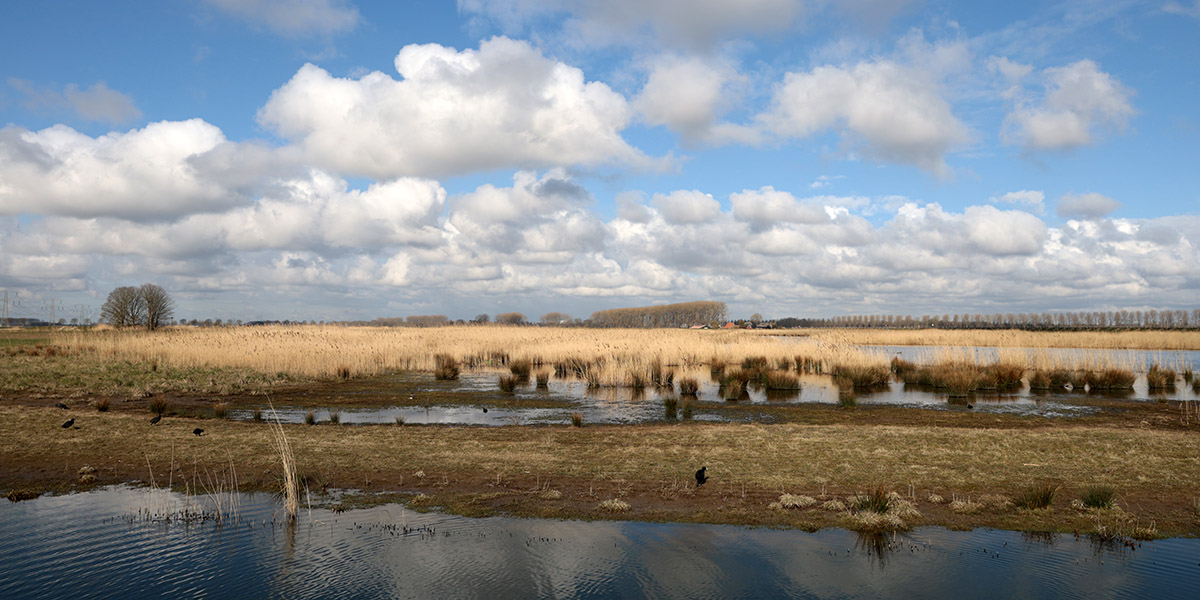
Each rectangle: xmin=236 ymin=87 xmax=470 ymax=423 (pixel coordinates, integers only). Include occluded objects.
xmin=1 ymin=0 xmax=1198 ymax=323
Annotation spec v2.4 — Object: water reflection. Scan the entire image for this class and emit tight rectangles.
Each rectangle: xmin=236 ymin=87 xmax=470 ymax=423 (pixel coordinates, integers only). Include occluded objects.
xmin=2 ymin=487 xmax=1197 ymax=599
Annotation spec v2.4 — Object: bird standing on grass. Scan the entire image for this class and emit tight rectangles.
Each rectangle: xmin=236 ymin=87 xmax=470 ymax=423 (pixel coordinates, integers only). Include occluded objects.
xmin=150 ymin=414 xmax=161 ymax=425
xmin=61 ymin=418 xmax=74 ymax=429
xmin=55 ymin=402 xmax=68 ymax=410
xmin=192 ymin=427 xmax=204 ymax=436
xmin=695 ymin=466 xmax=708 ymax=486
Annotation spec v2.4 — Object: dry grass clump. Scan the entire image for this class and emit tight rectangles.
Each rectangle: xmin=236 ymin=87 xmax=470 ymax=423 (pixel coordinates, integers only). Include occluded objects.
xmin=1146 ymin=365 xmax=1176 ymax=389
xmin=890 ymin=357 xmax=918 ymax=379
xmin=213 ymin=402 xmax=228 ymax=419
xmin=433 ymin=354 xmax=460 ymax=380
xmin=949 ymin=498 xmax=982 ymax=514
xmin=535 ymin=370 xmax=550 ymax=388
xmin=540 ymin=489 xmax=562 ymax=500
xmin=328 ymin=410 xmax=340 ymax=424
xmin=509 ymin=359 xmax=532 ymax=381
xmin=842 ymin=486 xmax=917 ymax=531
xmin=720 ymin=379 xmax=744 ymax=401
xmin=598 ymin=498 xmax=630 ymax=512
xmin=678 ymin=377 xmax=699 ymax=396
xmin=1014 ymin=482 xmax=1058 ymax=510
xmin=1081 ymin=485 xmax=1117 ymax=509
xmin=777 ymin=494 xmax=817 ymax=509
xmin=820 ymin=499 xmax=846 ymax=512
xmin=927 ymin=494 xmax=946 ymax=504
xmin=795 ymin=355 xmax=825 ymax=374
xmin=96 ymin=398 xmax=110 ymax=412
xmin=336 ymin=365 xmax=351 ymax=379
xmin=570 ymin=413 xmax=583 ymax=427
xmin=304 ymin=410 xmax=316 ymax=425
xmin=149 ymin=397 xmax=167 ymax=415
xmin=765 ymin=370 xmax=802 ymax=390
xmin=833 ymin=364 xmax=890 ymax=389
xmin=498 ymin=374 xmax=517 ymax=393
xmin=1083 ymin=369 xmax=1136 ymax=390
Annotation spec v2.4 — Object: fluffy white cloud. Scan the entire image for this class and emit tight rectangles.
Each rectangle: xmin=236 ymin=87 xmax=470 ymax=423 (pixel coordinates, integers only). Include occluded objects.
xmin=730 ymin=186 xmax=831 ymax=225
xmin=258 ymin=37 xmax=649 ymax=179
xmin=651 ymin=190 xmax=722 ymax=224
xmin=202 ymin=0 xmax=359 ymax=36
xmin=1057 ymin=192 xmax=1121 ymax=219
xmin=759 ymin=59 xmax=970 ymax=175
xmin=8 ymin=79 xmax=141 ymax=125
xmin=1002 ymin=59 xmax=1134 ymax=151
xmin=635 ymin=54 xmax=757 ymax=144
xmin=0 ymin=120 xmax=283 ymax=220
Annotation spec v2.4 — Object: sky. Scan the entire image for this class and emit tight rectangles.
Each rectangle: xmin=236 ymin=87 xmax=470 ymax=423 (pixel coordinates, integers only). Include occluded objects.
xmin=1 ymin=0 xmax=1198 ymax=324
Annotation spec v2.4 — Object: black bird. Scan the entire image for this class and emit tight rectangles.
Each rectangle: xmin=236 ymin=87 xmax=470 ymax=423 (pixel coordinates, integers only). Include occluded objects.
xmin=150 ymin=414 xmax=161 ymax=425
xmin=61 ymin=418 xmax=74 ymax=429
xmin=482 ymin=407 xmax=488 ymax=413
xmin=192 ymin=427 xmax=204 ymax=436
xmin=55 ymin=402 xmax=69 ymax=410
xmin=695 ymin=466 xmax=708 ymax=486
xmin=966 ymin=403 xmax=974 ymax=410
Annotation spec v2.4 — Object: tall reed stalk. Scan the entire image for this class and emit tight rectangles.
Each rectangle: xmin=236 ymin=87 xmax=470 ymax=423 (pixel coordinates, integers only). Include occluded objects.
xmin=267 ymin=400 xmax=299 ymax=522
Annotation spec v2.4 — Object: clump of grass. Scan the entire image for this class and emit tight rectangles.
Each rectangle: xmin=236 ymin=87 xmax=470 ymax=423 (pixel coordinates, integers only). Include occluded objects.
xmin=720 ymin=379 xmax=743 ymax=401
xmin=796 ymin=355 xmax=824 ymax=374
xmin=540 ymin=489 xmax=562 ymax=500
xmin=554 ymin=357 xmax=590 ymax=378
xmin=890 ymin=357 xmax=918 ymax=379
xmin=678 ymin=377 xmax=699 ymax=396
xmin=498 ymin=374 xmax=517 ymax=393
xmin=96 ymin=398 xmax=110 ymax=412
xmin=305 ymin=410 xmax=316 ymax=425
xmin=267 ymin=405 xmax=299 ymax=522
xmin=777 ymin=494 xmax=816 ymax=509
xmin=662 ymin=396 xmax=678 ymax=415
xmin=394 ymin=415 xmax=405 ymax=425
xmin=1183 ymin=368 xmax=1195 ymax=384
xmin=1027 ymin=370 xmax=1052 ymax=390
xmin=1146 ymin=365 xmax=1176 ymax=389
xmin=1088 ymin=369 xmax=1136 ymax=390
xmin=535 ymin=370 xmax=550 ymax=388
xmin=1048 ymin=369 xmax=1075 ymax=389
xmin=598 ymin=498 xmax=630 ymax=512
xmin=949 ymin=498 xmax=982 ymax=514
xmin=741 ymin=356 xmax=770 ymax=371
xmin=627 ymin=370 xmax=647 ymax=389
xmin=149 ymin=397 xmax=167 ymax=415
xmin=328 ymin=410 xmax=340 ymax=424
xmin=570 ymin=413 xmax=583 ymax=427
xmin=213 ymin=402 xmax=228 ymax=419
xmin=986 ymin=363 xmax=1024 ymax=390
xmin=709 ymin=358 xmax=727 ymax=376
xmin=509 ymin=359 xmax=532 ymax=381
xmin=253 ymin=408 xmax=263 ymax=421
xmin=821 ymin=499 xmax=847 ymax=512
xmin=433 ymin=354 xmax=460 ymax=380
xmin=852 ymin=486 xmax=891 ymax=514
xmin=765 ymin=370 xmax=801 ymax=390
xmin=336 ymin=365 xmax=351 ymax=379
xmin=1081 ymin=485 xmax=1117 ymax=509
xmin=927 ymin=494 xmax=946 ymax=504
xmin=1014 ymin=482 xmax=1058 ymax=510
xmin=833 ymin=364 xmax=890 ymax=389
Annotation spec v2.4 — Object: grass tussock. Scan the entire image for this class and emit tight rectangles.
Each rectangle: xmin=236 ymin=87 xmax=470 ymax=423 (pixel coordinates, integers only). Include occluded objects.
xmin=570 ymin=413 xmax=583 ymax=427
xmin=1081 ymin=485 xmax=1117 ymax=509
xmin=833 ymin=364 xmax=890 ymax=389
xmin=1014 ymin=482 xmax=1058 ymax=510
xmin=776 ymin=494 xmax=817 ymax=509
xmin=598 ymin=499 xmax=630 ymax=512
xmin=149 ymin=397 xmax=167 ymax=415
xmin=213 ymin=402 xmax=228 ymax=419
xmin=328 ymin=410 xmax=340 ymax=425
xmin=509 ymin=359 xmax=532 ymax=381
xmin=678 ymin=377 xmax=699 ymax=396
xmin=765 ymin=370 xmax=802 ymax=390
xmin=535 ymin=370 xmax=550 ymax=388
xmin=498 ymin=374 xmax=517 ymax=393
xmin=96 ymin=398 xmax=110 ymax=412
xmin=304 ymin=410 xmax=316 ymax=425
xmin=1146 ymin=365 xmax=1176 ymax=389
xmin=267 ymin=405 xmax=300 ymax=522
xmin=433 ymin=354 xmax=460 ymax=380
xmin=336 ymin=365 xmax=351 ymax=379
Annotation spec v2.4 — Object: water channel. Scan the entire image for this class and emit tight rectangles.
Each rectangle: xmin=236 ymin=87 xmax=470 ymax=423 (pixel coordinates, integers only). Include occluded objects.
xmin=2 ymin=486 xmax=1196 ymax=599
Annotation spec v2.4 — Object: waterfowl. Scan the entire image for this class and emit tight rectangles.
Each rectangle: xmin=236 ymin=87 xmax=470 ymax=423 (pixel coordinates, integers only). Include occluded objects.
xmin=61 ymin=418 xmax=75 ymax=429
xmin=150 ymin=414 xmax=161 ymax=425
xmin=193 ymin=427 xmax=204 ymax=436
xmin=695 ymin=466 xmax=708 ymax=486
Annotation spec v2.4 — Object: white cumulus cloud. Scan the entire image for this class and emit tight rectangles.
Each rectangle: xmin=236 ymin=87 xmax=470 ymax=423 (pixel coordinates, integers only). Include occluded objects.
xmin=258 ymin=37 xmax=649 ymax=179
xmin=1057 ymin=192 xmax=1121 ymax=219
xmin=1002 ymin=59 xmax=1134 ymax=151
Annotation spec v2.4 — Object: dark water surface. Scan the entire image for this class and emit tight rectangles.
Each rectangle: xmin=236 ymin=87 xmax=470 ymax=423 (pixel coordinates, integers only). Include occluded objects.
xmin=1 ymin=487 xmax=1197 ymax=599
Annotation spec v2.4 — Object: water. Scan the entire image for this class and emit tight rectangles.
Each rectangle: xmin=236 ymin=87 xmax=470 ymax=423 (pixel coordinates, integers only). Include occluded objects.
xmin=1 ymin=487 xmax=1197 ymax=599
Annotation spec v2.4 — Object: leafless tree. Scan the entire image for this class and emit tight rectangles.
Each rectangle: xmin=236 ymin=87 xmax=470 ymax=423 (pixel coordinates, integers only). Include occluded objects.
xmin=140 ymin=283 xmax=175 ymax=331
xmin=101 ymin=286 xmax=145 ymax=327
xmin=540 ymin=312 xmax=571 ymax=325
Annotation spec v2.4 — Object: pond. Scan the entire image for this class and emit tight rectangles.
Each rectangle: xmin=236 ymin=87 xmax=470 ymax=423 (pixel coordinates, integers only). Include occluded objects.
xmin=2 ymin=486 xmax=1197 ymax=599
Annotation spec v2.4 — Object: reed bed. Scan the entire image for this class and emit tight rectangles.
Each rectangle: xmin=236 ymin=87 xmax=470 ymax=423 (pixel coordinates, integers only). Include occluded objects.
xmin=795 ymin=328 xmax=1200 ymax=351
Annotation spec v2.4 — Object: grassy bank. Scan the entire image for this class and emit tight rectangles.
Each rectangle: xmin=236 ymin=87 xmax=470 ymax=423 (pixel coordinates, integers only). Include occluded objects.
xmin=3 ymin=407 xmax=1197 ymax=536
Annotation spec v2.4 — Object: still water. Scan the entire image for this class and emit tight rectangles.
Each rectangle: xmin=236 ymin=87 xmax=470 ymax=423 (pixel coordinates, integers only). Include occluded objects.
xmin=1 ymin=487 xmax=1196 ymax=599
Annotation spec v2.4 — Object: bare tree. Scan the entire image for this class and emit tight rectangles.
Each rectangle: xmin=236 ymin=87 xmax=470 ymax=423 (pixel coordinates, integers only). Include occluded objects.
xmin=101 ymin=286 xmax=145 ymax=327
xmin=473 ymin=313 xmax=490 ymax=324
xmin=540 ymin=311 xmax=571 ymax=325
xmin=495 ymin=312 xmax=526 ymax=325
xmin=140 ymin=283 xmax=175 ymax=330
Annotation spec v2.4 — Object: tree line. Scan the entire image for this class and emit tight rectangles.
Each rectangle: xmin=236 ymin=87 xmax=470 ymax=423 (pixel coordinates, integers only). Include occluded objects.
xmin=775 ymin=308 xmax=1200 ymax=330
xmin=589 ymin=301 xmax=727 ymax=328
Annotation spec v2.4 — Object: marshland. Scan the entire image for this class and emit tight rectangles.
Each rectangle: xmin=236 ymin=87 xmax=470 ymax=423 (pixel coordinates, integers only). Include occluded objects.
xmin=4 ymin=324 xmax=1200 ymax=595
